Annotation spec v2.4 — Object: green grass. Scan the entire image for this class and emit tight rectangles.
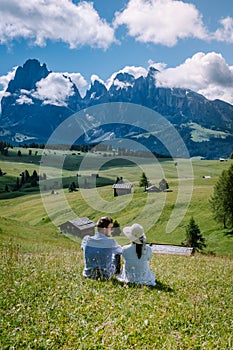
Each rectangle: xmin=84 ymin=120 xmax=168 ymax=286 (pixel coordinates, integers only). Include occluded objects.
xmin=1 ymin=151 xmax=233 ymax=256
xmin=188 ymin=122 xmax=232 ymax=142
xmin=0 ymin=151 xmax=233 ymax=348
xmin=0 ymin=239 xmax=232 ymax=349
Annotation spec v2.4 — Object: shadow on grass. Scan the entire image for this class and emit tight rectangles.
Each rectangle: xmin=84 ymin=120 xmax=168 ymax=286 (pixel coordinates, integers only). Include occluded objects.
xmin=225 ymin=230 xmax=233 ymax=236
xmin=111 ymin=278 xmax=173 ymax=293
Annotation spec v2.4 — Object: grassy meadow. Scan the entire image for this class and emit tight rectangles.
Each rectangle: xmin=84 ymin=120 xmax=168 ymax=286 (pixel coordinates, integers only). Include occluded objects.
xmin=0 ymin=147 xmax=233 ymax=349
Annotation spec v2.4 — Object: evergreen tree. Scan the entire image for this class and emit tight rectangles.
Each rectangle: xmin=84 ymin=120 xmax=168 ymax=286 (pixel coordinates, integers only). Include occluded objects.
xmin=24 ymin=170 xmax=30 ymax=182
xmin=13 ymin=177 xmax=21 ymax=191
xmin=69 ymin=182 xmax=77 ymax=192
xmin=32 ymin=170 xmax=39 ymax=181
xmin=115 ymin=176 xmax=120 ymax=184
xmin=3 ymin=148 xmax=8 ymax=156
xmin=209 ymin=164 xmax=233 ymax=229
xmin=39 ymin=173 xmax=47 ymax=180
xmin=30 ymin=170 xmax=38 ymax=187
xmin=182 ymin=217 xmax=206 ymax=253
xmin=20 ymin=172 xmax=25 ymax=186
xmin=0 ymin=141 xmax=12 ymax=155
xmin=112 ymin=220 xmax=121 ymax=236
xmin=30 ymin=178 xmax=38 ymax=187
xmin=139 ymin=172 xmax=148 ymax=190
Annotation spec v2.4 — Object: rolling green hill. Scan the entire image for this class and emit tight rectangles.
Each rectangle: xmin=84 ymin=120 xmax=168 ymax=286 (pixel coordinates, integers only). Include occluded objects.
xmin=0 ymin=148 xmax=232 ymax=256
xmin=0 ymin=149 xmax=232 ymax=349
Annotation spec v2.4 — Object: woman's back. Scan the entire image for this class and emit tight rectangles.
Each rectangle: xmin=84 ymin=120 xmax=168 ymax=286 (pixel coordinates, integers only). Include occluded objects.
xmin=117 ymin=243 xmax=156 ymax=286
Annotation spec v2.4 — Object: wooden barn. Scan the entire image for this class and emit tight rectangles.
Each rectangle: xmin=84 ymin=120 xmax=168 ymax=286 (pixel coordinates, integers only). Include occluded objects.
xmin=112 ymin=183 xmax=132 ymax=197
xmin=59 ymin=217 xmax=95 ymax=238
xmin=145 ymin=185 xmax=161 ymax=193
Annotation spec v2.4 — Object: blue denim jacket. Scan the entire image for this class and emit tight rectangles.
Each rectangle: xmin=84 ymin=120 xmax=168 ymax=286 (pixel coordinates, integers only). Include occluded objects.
xmin=81 ymin=233 xmax=122 ymax=280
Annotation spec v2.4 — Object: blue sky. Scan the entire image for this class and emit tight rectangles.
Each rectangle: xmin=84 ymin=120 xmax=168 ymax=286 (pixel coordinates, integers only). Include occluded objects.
xmin=0 ymin=0 xmax=233 ymax=106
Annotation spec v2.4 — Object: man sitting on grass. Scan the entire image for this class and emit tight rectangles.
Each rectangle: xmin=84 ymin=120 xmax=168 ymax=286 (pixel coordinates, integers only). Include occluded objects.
xmin=81 ymin=216 xmax=122 ymax=280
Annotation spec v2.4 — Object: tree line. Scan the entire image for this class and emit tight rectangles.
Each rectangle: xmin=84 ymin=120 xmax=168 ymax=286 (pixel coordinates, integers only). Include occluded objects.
xmin=4 ymin=169 xmax=47 ymax=193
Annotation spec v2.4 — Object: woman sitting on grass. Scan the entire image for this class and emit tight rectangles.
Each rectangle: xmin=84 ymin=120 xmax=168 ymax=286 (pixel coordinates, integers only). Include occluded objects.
xmin=117 ymin=223 xmax=156 ymax=286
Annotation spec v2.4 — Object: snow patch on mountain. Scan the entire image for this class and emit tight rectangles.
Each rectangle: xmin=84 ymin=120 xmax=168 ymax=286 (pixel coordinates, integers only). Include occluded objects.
xmin=14 ymin=133 xmax=37 ymax=142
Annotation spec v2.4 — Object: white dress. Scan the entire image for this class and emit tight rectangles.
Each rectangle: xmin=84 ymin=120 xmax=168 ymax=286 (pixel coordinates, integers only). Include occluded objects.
xmin=117 ymin=243 xmax=156 ymax=286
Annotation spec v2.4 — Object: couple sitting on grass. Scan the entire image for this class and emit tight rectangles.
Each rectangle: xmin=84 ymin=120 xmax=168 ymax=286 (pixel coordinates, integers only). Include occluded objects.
xmin=81 ymin=216 xmax=156 ymax=286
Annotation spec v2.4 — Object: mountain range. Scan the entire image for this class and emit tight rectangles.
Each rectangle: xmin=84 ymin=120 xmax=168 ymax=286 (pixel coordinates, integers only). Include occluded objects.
xmin=0 ymin=58 xmax=233 ymax=159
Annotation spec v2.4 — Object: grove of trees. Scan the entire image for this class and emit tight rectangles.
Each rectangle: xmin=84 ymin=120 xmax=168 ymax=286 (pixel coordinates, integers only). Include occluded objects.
xmin=209 ymin=164 xmax=233 ymax=229
xmin=5 ymin=169 xmax=41 ymax=192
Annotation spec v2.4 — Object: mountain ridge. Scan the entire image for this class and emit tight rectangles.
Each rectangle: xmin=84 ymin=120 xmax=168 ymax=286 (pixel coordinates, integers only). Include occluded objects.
xmin=0 ymin=58 xmax=233 ymax=159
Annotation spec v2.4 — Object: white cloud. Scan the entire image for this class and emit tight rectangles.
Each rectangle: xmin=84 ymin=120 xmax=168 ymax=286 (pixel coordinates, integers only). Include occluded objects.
xmin=32 ymin=73 xmax=75 ymax=107
xmin=154 ymin=52 xmax=233 ymax=104
xmin=64 ymin=72 xmax=88 ymax=98
xmin=0 ymin=66 xmax=17 ymax=90
xmin=106 ymin=65 xmax=148 ymax=88
xmin=16 ymin=95 xmax=33 ymax=105
xmin=91 ymin=74 xmax=105 ymax=85
xmin=214 ymin=17 xmax=233 ymax=43
xmin=112 ymin=79 xmax=133 ymax=90
xmin=114 ymin=0 xmax=209 ymax=46
xmin=0 ymin=0 xmax=116 ymax=49
xmin=119 ymin=65 xmax=148 ymax=78
xmin=148 ymin=60 xmax=167 ymax=72
xmin=0 ymin=67 xmax=17 ymax=112
xmin=0 ymin=68 xmax=88 ymax=108
xmin=86 ymin=56 xmax=233 ymax=105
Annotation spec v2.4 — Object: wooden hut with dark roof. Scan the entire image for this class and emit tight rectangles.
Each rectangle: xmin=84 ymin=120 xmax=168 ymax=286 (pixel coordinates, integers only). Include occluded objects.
xmin=59 ymin=217 xmax=95 ymax=238
xmin=112 ymin=183 xmax=132 ymax=197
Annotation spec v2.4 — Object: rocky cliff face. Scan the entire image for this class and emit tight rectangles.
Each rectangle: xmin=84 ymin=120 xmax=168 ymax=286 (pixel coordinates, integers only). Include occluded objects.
xmin=1 ymin=59 xmax=83 ymax=143
xmin=1 ymin=59 xmax=233 ymax=158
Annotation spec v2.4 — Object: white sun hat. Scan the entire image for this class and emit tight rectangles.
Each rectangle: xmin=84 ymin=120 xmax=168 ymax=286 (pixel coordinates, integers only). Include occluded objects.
xmin=123 ymin=223 xmax=146 ymax=244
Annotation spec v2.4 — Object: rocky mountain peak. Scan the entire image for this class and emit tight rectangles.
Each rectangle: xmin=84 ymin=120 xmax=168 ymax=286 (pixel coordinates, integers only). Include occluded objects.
xmin=113 ymin=72 xmax=135 ymax=84
xmin=84 ymin=79 xmax=108 ymax=102
xmin=7 ymin=59 xmax=50 ymax=93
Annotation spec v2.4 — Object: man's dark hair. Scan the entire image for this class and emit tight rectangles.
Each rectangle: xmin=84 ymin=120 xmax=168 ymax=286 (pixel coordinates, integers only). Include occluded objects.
xmin=96 ymin=216 xmax=113 ymax=229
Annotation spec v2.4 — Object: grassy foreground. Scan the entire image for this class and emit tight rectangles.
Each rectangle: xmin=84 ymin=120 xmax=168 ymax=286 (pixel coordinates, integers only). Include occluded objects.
xmin=0 ymin=239 xmax=232 ymax=349
xmin=0 ymin=151 xmax=233 ymax=348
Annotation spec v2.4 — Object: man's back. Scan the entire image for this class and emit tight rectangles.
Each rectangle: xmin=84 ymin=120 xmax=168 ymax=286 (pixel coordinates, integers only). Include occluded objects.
xmin=81 ymin=232 xmax=122 ymax=280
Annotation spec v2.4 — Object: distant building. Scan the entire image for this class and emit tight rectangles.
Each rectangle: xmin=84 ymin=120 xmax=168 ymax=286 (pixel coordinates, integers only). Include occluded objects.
xmin=112 ymin=183 xmax=132 ymax=196
xmin=145 ymin=185 xmax=161 ymax=193
xmin=159 ymin=178 xmax=169 ymax=191
xmin=59 ymin=217 xmax=95 ymax=238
